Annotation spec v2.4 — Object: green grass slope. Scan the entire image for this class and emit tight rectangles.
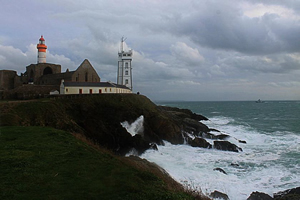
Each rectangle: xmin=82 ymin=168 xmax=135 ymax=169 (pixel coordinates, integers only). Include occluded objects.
xmin=0 ymin=126 xmax=200 ymax=200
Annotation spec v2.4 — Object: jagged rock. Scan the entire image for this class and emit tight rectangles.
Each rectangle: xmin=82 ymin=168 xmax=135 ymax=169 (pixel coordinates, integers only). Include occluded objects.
xmin=209 ymin=128 xmax=221 ymax=132
xmin=157 ymin=106 xmax=210 ymax=137
xmin=200 ymin=132 xmax=230 ymax=140
xmin=247 ymin=191 xmax=273 ymax=200
xmin=189 ymin=137 xmax=212 ymax=149
xmin=214 ymin=141 xmax=243 ymax=152
xmin=213 ymin=167 xmax=227 ymax=175
xmin=210 ymin=190 xmax=229 ymax=200
xmin=183 ymin=118 xmax=210 ymax=134
xmin=274 ymin=187 xmax=300 ymax=200
xmin=230 ymin=163 xmax=240 ymax=167
xmin=157 ymin=106 xmax=208 ymax=121
xmin=125 ymin=134 xmax=153 ymax=155
xmin=239 ymin=140 xmax=247 ymax=144
xmin=216 ymin=134 xmax=230 ymax=140
xmin=149 ymin=143 xmax=158 ymax=151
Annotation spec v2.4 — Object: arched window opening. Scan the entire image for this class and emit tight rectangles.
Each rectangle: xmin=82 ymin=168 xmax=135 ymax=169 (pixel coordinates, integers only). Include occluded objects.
xmin=85 ymin=72 xmax=88 ymax=82
xmin=43 ymin=67 xmax=53 ymax=75
xmin=29 ymin=69 xmax=34 ymax=82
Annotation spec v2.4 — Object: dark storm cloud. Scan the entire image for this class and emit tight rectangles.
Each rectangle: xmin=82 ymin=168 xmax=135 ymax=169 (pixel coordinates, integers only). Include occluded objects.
xmin=155 ymin=1 xmax=300 ymax=55
xmin=1 ymin=0 xmax=300 ymax=100
xmin=221 ymin=53 xmax=300 ymax=74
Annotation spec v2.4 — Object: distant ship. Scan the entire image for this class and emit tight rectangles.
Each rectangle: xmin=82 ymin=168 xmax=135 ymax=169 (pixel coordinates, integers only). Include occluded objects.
xmin=256 ymin=99 xmax=264 ymax=103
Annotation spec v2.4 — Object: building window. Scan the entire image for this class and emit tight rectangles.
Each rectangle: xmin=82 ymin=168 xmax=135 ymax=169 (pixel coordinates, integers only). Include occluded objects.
xmin=125 ymin=71 xmax=128 ymax=75
xmin=79 ymin=89 xmax=82 ymax=94
xmin=105 ymin=88 xmax=107 ymax=92
xmin=99 ymin=89 xmax=102 ymax=94
xmin=66 ymin=88 xmax=68 ymax=92
xmin=89 ymin=89 xmax=93 ymax=94
xmin=110 ymin=88 xmax=112 ymax=92
xmin=125 ymin=79 xmax=128 ymax=84
xmin=43 ymin=67 xmax=53 ymax=75
xmin=125 ymin=63 xmax=128 ymax=69
xmin=85 ymin=72 xmax=88 ymax=82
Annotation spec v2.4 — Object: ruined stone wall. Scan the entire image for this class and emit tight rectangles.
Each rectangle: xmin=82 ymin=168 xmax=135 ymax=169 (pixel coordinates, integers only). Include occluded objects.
xmin=1 ymin=84 xmax=59 ymax=100
xmin=0 ymin=70 xmax=17 ymax=90
xmin=38 ymin=71 xmax=74 ymax=85
xmin=26 ymin=63 xmax=61 ymax=83
xmin=14 ymin=74 xmax=28 ymax=88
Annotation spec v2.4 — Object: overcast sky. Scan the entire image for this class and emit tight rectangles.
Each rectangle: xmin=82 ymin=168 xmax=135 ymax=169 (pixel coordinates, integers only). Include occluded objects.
xmin=1 ymin=0 xmax=300 ymax=101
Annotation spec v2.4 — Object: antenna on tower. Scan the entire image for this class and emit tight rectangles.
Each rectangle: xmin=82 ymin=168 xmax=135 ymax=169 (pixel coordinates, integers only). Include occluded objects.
xmin=120 ymin=36 xmax=127 ymax=52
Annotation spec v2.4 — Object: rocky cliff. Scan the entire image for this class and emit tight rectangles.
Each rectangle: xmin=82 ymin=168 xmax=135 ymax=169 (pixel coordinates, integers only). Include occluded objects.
xmin=1 ymin=94 xmax=213 ymax=155
xmin=0 ymin=94 xmax=244 ymax=155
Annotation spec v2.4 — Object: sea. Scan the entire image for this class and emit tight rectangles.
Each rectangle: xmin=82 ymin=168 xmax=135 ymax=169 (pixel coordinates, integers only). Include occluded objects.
xmin=140 ymin=101 xmax=300 ymax=200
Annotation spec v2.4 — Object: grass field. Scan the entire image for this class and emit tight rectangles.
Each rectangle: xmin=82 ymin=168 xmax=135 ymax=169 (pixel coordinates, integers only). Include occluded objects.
xmin=0 ymin=126 xmax=195 ymax=200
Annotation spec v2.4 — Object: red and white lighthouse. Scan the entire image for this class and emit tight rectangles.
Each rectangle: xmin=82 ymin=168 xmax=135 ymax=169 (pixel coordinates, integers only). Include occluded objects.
xmin=37 ymin=35 xmax=47 ymax=63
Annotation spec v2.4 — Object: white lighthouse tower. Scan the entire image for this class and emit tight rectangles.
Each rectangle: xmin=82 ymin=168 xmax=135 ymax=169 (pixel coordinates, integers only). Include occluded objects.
xmin=37 ymin=35 xmax=47 ymax=63
xmin=117 ymin=37 xmax=133 ymax=90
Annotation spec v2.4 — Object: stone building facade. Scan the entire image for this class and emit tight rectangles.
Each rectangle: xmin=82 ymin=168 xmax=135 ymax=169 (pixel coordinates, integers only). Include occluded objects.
xmin=0 ymin=70 xmax=17 ymax=90
xmin=0 ymin=59 xmax=101 ymax=92
xmin=26 ymin=63 xmax=62 ymax=84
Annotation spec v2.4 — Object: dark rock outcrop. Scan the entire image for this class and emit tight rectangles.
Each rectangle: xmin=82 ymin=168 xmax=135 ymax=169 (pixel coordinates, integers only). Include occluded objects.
xmin=188 ymin=137 xmax=212 ymax=149
xmin=209 ymin=128 xmax=221 ymax=133
xmin=214 ymin=141 xmax=243 ymax=152
xmin=247 ymin=191 xmax=273 ymax=200
xmin=274 ymin=187 xmax=300 ymax=200
xmin=200 ymin=132 xmax=229 ymax=140
xmin=230 ymin=163 xmax=240 ymax=167
xmin=213 ymin=168 xmax=227 ymax=175
xmin=183 ymin=118 xmax=210 ymax=134
xmin=210 ymin=190 xmax=229 ymax=200
xmin=157 ymin=106 xmax=208 ymax=121
xmin=157 ymin=106 xmax=210 ymax=135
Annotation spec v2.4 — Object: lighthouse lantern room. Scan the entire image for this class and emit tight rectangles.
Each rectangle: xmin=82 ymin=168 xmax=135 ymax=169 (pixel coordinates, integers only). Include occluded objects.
xmin=37 ymin=35 xmax=47 ymax=63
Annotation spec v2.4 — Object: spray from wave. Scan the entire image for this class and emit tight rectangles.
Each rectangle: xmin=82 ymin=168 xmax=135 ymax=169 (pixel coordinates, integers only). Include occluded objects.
xmin=121 ymin=115 xmax=144 ymax=137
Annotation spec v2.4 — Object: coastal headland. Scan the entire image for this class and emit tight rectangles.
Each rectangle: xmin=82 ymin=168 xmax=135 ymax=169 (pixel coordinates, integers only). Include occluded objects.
xmin=1 ymin=94 xmax=299 ymax=199
xmin=0 ymin=94 xmax=211 ymax=200
xmin=0 ymin=94 xmax=213 ymax=155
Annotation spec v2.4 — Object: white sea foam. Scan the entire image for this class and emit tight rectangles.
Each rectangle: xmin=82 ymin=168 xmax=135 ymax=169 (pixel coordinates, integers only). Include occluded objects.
xmin=121 ymin=115 xmax=144 ymax=136
xmin=141 ymin=116 xmax=300 ymax=200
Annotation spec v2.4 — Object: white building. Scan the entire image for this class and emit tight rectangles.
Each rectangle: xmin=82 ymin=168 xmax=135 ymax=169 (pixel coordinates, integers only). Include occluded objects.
xmin=59 ymin=37 xmax=134 ymax=95
xmin=117 ymin=37 xmax=133 ymax=90
xmin=60 ymin=80 xmax=132 ymax=95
